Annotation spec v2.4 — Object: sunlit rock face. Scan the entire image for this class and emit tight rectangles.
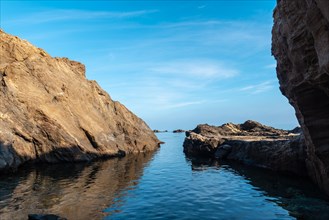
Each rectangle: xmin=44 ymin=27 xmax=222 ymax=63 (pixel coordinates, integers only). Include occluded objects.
xmin=0 ymin=30 xmax=160 ymax=171
xmin=272 ymin=0 xmax=329 ymax=195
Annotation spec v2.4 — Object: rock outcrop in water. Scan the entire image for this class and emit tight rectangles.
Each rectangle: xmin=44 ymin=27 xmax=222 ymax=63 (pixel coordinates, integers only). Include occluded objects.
xmin=0 ymin=30 xmax=160 ymax=171
xmin=272 ymin=0 xmax=329 ymax=194
xmin=184 ymin=120 xmax=306 ymax=175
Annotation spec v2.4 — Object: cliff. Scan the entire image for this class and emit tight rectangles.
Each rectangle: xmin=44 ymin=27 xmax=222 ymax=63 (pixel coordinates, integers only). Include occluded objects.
xmin=272 ymin=0 xmax=329 ymax=194
xmin=0 ymin=30 xmax=160 ymax=171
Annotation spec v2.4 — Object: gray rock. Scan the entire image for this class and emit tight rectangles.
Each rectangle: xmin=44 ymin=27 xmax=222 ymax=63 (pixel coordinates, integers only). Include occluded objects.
xmin=214 ymin=144 xmax=232 ymax=159
xmin=272 ymin=0 xmax=329 ymax=195
xmin=28 ymin=214 xmax=67 ymax=220
xmin=184 ymin=121 xmax=306 ymax=176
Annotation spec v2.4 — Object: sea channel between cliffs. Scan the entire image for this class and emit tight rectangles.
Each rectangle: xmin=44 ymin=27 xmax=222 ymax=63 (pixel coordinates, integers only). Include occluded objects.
xmin=1 ymin=133 xmax=329 ymax=220
xmin=0 ymin=0 xmax=329 ymax=219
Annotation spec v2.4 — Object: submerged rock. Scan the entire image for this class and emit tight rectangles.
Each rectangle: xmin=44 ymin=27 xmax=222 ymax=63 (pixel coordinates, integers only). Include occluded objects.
xmin=28 ymin=214 xmax=66 ymax=220
xmin=183 ymin=121 xmax=306 ymax=176
xmin=0 ymin=30 xmax=160 ymax=171
xmin=272 ymin=0 xmax=329 ymax=195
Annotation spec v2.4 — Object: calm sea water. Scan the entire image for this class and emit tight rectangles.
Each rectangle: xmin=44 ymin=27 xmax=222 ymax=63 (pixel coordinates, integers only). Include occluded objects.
xmin=1 ymin=133 xmax=329 ymax=220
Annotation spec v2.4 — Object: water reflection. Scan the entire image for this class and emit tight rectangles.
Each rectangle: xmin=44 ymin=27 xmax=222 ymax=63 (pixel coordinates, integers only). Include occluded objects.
xmin=187 ymin=156 xmax=329 ymax=220
xmin=0 ymin=150 xmax=157 ymax=220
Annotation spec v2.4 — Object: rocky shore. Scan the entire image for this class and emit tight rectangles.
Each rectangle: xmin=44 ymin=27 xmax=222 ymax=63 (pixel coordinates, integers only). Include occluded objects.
xmin=0 ymin=30 xmax=160 ymax=172
xmin=184 ymin=120 xmax=306 ymax=176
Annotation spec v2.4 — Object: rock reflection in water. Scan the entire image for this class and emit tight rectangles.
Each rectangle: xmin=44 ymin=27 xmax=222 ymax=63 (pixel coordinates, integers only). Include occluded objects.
xmin=0 ymin=151 xmax=156 ymax=220
xmin=187 ymin=156 xmax=329 ymax=220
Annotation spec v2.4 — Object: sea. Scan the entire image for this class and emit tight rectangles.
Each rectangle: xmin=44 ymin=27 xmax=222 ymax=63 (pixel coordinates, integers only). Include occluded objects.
xmin=1 ymin=133 xmax=329 ymax=220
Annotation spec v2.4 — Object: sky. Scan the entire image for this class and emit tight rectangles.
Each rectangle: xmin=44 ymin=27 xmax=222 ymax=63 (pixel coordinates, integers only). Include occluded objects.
xmin=0 ymin=0 xmax=299 ymax=130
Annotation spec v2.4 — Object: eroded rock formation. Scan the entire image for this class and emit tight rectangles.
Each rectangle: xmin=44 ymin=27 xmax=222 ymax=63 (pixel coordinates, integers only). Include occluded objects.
xmin=0 ymin=30 xmax=160 ymax=171
xmin=184 ymin=121 xmax=306 ymax=175
xmin=272 ymin=0 xmax=329 ymax=194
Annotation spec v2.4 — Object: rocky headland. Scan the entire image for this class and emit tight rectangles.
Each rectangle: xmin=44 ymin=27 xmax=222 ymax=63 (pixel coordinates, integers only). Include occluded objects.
xmin=0 ymin=30 xmax=160 ymax=172
xmin=272 ymin=0 xmax=329 ymax=194
xmin=184 ymin=120 xmax=306 ymax=176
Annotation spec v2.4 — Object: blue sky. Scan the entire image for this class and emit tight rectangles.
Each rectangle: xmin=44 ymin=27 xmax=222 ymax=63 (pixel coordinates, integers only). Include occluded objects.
xmin=1 ymin=0 xmax=298 ymax=130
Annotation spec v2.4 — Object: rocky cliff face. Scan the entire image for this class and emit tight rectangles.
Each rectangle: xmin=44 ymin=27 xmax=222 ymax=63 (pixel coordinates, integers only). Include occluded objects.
xmin=0 ymin=30 xmax=160 ymax=171
xmin=272 ymin=0 xmax=329 ymax=194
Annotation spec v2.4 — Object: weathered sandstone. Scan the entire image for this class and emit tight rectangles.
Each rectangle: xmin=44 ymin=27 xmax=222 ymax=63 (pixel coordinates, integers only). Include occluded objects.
xmin=272 ymin=0 xmax=329 ymax=194
xmin=183 ymin=120 xmax=306 ymax=176
xmin=0 ymin=30 xmax=159 ymax=171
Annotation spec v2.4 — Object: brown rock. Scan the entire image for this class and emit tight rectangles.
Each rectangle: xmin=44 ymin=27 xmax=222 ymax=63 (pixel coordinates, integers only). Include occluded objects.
xmin=183 ymin=121 xmax=306 ymax=176
xmin=272 ymin=0 xmax=329 ymax=195
xmin=0 ymin=30 xmax=159 ymax=171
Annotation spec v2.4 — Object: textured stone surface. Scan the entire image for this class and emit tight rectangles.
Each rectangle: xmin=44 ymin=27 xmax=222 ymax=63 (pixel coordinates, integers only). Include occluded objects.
xmin=272 ymin=0 xmax=329 ymax=194
xmin=183 ymin=121 xmax=306 ymax=175
xmin=0 ymin=30 xmax=159 ymax=171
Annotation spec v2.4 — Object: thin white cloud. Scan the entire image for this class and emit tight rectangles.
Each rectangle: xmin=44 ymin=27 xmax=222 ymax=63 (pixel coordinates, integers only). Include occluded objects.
xmin=165 ymin=101 xmax=205 ymax=109
xmin=265 ymin=63 xmax=277 ymax=69
xmin=198 ymin=5 xmax=207 ymax=9
xmin=147 ymin=20 xmax=228 ymax=29
xmin=239 ymin=81 xmax=275 ymax=94
xmin=9 ymin=9 xmax=158 ymax=24
xmin=149 ymin=60 xmax=238 ymax=79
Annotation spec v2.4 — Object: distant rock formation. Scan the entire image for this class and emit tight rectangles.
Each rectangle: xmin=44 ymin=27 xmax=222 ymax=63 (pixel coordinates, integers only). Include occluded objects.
xmin=173 ymin=129 xmax=185 ymax=133
xmin=184 ymin=120 xmax=306 ymax=176
xmin=272 ymin=0 xmax=329 ymax=195
xmin=153 ymin=130 xmax=168 ymax=133
xmin=0 ymin=30 xmax=160 ymax=171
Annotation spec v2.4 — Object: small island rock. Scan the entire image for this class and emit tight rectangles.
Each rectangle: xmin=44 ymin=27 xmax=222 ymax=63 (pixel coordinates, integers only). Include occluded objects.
xmin=184 ymin=120 xmax=306 ymax=176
